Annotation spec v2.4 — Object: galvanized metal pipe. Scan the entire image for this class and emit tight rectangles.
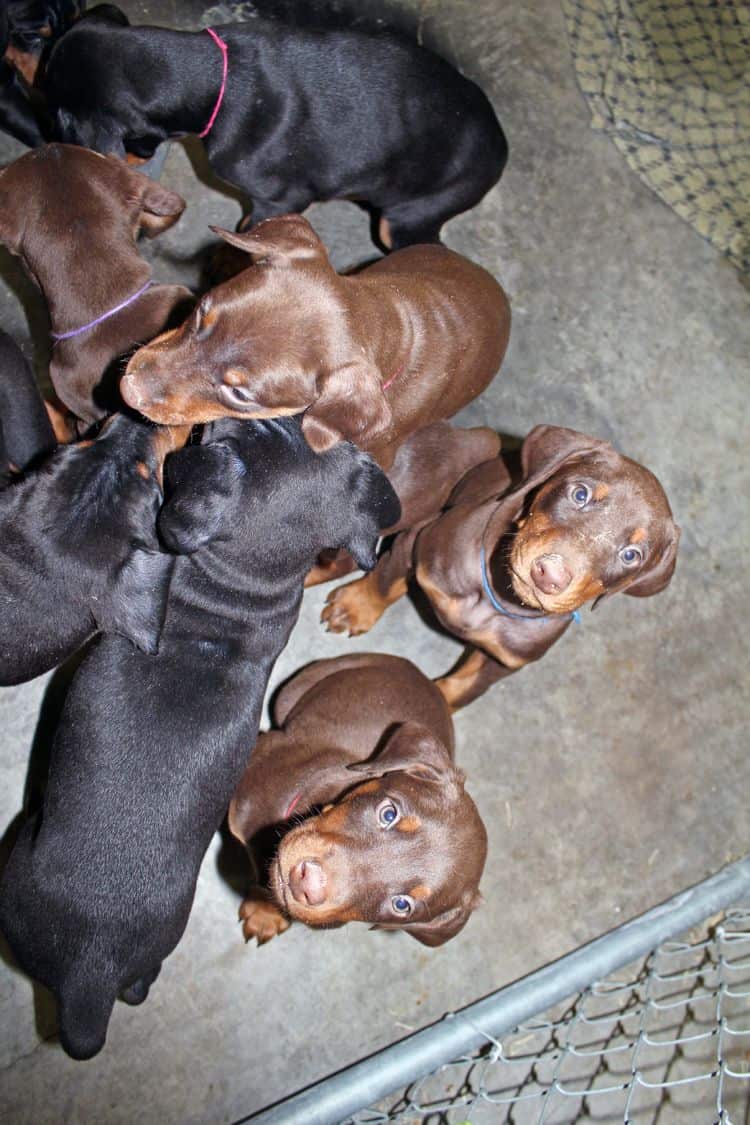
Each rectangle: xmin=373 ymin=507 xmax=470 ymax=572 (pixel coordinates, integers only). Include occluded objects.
xmin=242 ymin=854 xmax=750 ymax=1125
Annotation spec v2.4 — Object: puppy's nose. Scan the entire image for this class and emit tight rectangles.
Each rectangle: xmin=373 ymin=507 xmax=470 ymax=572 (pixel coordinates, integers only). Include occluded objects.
xmin=289 ymin=859 xmax=327 ymax=906
xmin=530 ymin=554 xmax=572 ymax=594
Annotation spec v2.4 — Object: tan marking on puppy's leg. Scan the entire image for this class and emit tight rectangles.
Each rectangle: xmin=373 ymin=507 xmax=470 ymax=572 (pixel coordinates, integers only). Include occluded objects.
xmin=378 ymin=217 xmax=393 ymax=249
xmin=239 ymin=893 xmax=291 ymax=945
xmin=321 ymin=573 xmax=407 ymax=636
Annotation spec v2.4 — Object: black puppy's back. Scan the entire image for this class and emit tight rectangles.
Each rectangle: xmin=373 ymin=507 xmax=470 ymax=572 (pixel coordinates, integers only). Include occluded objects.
xmin=0 ymin=418 xmax=399 ymax=1059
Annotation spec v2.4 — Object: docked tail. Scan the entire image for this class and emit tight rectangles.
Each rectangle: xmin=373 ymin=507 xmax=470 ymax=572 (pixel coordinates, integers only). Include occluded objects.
xmin=57 ymin=979 xmax=117 ymax=1061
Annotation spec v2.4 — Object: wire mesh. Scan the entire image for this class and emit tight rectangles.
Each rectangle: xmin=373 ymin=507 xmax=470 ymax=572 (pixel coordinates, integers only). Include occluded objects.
xmin=348 ymin=908 xmax=750 ymax=1125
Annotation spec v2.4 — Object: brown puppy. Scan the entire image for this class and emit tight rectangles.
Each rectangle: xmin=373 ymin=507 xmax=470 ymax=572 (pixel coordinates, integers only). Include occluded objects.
xmin=0 ymin=143 xmax=193 ymax=423
xmin=120 ymin=213 xmax=511 ymax=467
xmin=322 ymin=426 xmax=681 ymax=710
xmin=228 ymin=653 xmax=487 ymax=947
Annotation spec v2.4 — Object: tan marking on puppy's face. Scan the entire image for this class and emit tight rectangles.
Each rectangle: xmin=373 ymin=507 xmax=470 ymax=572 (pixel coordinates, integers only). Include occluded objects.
xmin=120 ymin=248 xmax=343 ymax=426
xmin=271 ymin=771 xmax=485 ymax=938
xmin=508 ymin=452 xmax=676 ymax=613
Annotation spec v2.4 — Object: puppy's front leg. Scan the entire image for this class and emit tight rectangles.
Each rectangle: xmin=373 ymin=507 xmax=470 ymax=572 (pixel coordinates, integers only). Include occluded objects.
xmin=435 ymin=645 xmax=516 ymax=711
xmin=239 ymin=887 xmax=291 ymax=946
xmin=321 ymin=527 xmax=417 ymax=636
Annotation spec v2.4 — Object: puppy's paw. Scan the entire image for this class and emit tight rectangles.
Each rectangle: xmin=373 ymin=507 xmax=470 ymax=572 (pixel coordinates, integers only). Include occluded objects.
xmin=239 ymin=897 xmax=291 ymax=946
xmin=321 ymin=582 xmax=384 ymax=635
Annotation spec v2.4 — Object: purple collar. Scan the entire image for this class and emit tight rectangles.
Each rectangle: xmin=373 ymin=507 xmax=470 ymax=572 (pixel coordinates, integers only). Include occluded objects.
xmin=51 ymin=279 xmax=154 ymax=343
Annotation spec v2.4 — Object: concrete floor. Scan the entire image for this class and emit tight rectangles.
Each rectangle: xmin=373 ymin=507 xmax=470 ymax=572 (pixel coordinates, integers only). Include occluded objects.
xmin=0 ymin=0 xmax=748 ymax=1122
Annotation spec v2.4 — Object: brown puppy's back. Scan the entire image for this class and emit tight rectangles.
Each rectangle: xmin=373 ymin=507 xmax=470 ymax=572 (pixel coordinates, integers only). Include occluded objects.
xmin=274 ymin=652 xmax=454 ymax=755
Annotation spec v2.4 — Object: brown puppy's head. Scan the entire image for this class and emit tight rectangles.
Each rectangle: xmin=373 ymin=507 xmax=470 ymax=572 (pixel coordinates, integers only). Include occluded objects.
xmin=0 ymin=144 xmax=185 ymax=257
xmin=121 ymin=214 xmax=392 ymax=452
xmin=272 ymin=723 xmax=486 ymax=946
xmin=504 ymin=425 xmax=680 ymax=615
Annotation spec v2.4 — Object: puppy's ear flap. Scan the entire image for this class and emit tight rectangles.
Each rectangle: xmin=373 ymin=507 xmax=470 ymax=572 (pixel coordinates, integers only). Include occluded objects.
xmin=99 ymin=549 xmax=172 ymax=654
xmin=348 ymin=722 xmax=455 ymax=783
xmin=158 ymin=440 xmax=243 ymax=554
xmin=337 ymin=453 xmax=400 ymax=570
xmin=210 ymin=215 xmax=330 ymax=267
xmin=520 ymin=425 xmax=606 ymax=491
xmin=404 ymin=890 xmax=483 ymax=947
xmin=134 ymin=174 xmax=186 ymax=238
xmin=625 ymin=524 xmax=681 ymax=598
xmin=302 ymin=362 xmax=393 ymax=454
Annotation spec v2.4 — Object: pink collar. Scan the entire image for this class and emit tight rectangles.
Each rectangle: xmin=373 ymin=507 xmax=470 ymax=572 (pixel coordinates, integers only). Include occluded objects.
xmin=284 ymin=793 xmax=302 ymax=819
xmin=382 ymin=363 xmax=405 ymax=392
xmin=200 ymin=28 xmax=229 ymax=139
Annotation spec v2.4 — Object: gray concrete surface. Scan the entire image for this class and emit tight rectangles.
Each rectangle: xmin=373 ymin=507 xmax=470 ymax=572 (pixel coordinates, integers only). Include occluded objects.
xmin=0 ymin=0 xmax=748 ymax=1122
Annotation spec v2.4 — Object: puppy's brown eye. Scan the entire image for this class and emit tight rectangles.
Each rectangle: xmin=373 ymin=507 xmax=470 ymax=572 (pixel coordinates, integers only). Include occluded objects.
xmin=391 ymin=895 xmax=414 ymax=915
xmin=570 ymin=484 xmax=591 ymax=508
xmin=620 ymin=545 xmax=643 ymax=566
xmin=377 ymin=800 xmax=399 ymax=828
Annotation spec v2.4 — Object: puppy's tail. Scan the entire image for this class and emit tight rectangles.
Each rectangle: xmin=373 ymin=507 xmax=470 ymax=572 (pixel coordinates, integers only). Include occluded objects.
xmin=57 ymin=979 xmax=116 ymax=1061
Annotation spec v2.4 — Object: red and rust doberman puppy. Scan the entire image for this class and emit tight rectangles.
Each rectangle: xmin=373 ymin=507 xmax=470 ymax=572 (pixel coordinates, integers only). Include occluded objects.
xmin=229 ymin=653 xmax=487 ymax=948
xmin=121 ymin=213 xmax=511 ymax=467
xmin=321 ymin=425 xmax=681 ymax=710
xmin=0 ymin=143 xmax=192 ymax=422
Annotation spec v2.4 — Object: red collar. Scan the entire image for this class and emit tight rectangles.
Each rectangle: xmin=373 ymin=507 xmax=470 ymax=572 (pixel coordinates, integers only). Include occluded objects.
xmin=199 ymin=28 xmax=229 ymax=139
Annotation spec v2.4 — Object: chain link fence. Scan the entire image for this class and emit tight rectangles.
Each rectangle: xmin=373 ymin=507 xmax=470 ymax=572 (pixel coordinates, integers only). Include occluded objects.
xmin=350 ymin=908 xmax=750 ymax=1124
xmin=246 ymin=857 xmax=750 ymax=1125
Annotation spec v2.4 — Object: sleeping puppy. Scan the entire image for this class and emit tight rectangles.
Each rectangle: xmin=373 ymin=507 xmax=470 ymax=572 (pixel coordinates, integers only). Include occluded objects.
xmin=0 ymin=417 xmax=400 ymax=1060
xmin=0 ymin=411 xmax=185 ymax=685
xmin=0 ymin=329 xmax=56 ymax=481
xmin=0 ymin=143 xmax=192 ymax=423
xmin=229 ymin=653 xmax=487 ymax=948
xmin=41 ymin=7 xmax=507 ymax=249
xmin=322 ymin=425 xmax=681 ymax=709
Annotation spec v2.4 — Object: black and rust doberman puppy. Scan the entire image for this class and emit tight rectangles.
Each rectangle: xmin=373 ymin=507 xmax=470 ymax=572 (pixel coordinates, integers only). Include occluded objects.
xmin=0 ymin=1 xmax=85 ymax=146
xmin=322 ymin=425 xmax=681 ymax=710
xmin=0 ymin=417 xmax=399 ymax=1060
xmin=42 ymin=5 xmax=507 ymax=249
xmin=0 ymin=329 xmax=55 ymax=481
xmin=0 ymin=408 xmax=185 ymax=685
xmin=230 ymin=653 xmax=487 ymax=948
xmin=0 ymin=143 xmax=191 ymax=423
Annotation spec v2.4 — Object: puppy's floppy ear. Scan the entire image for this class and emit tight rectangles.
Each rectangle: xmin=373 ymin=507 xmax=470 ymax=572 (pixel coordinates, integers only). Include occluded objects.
xmin=302 ymin=361 xmax=393 ymax=454
xmin=520 ymin=425 xmax=607 ymax=490
xmin=625 ymin=524 xmax=681 ymax=598
xmin=403 ymin=889 xmax=483 ymax=947
xmin=337 ymin=451 xmax=400 ymax=571
xmin=210 ymin=214 xmax=331 ymax=268
xmin=132 ymin=173 xmax=186 ymax=238
xmin=158 ymin=440 xmax=244 ymax=554
xmin=348 ymin=722 xmax=455 ymax=783
xmin=99 ymin=549 xmax=173 ymax=654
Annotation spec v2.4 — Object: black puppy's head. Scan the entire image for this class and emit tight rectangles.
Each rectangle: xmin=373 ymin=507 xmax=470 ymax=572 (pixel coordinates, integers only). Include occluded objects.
xmin=158 ymin=417 xmax=400 ymax=574
xmin=43 ymin=414 xmax=187 ymax=651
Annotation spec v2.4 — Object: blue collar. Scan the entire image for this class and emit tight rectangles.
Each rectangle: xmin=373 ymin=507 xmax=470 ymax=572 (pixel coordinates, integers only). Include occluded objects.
xmin=480 ymin=544 xmax=581 ymax=624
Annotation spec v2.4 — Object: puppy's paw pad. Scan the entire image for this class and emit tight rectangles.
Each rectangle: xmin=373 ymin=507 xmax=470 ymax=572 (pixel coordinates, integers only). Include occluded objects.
xmin=239 ymin=898 xmax=290 ymax=945
xmin=321 ymin=584 xmax=383 ymax=635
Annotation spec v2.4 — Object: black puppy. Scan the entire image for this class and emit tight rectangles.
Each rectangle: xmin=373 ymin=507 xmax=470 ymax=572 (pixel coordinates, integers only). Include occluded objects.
xmin=0 ymin=329 xmax=55 ymax=480
xmin=0 ymin=0 xmax=85 ymax=145
xmin=0 ymin=417 xmax=400 ymax=1060
xmin=0 ymin=411 xmax=182 ymax=684
xmin=42 ymin=8 xmax=507 ymax=248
